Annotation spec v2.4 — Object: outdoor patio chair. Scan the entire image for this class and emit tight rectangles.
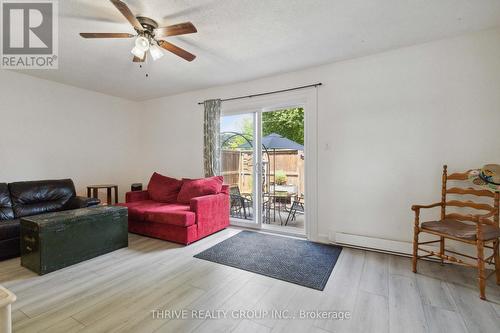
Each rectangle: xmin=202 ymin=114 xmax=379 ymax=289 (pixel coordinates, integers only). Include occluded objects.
xmin=285 ymin=195 xmax=304 ymax=226
xmin=262 ymin=196 xmax=271 ymax=224
xmin=229 ymin=185 xmax=253 ymax=220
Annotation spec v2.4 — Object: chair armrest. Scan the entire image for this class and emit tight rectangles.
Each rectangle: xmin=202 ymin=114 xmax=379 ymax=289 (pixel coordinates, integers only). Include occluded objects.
xmin=230 ymin=194 xmax=252 ymax=204
xmin=64 ymin=196 xmax=100 ymax=210
xmin=411 ymin=202 xmax=442 ymax=211
xmin=472 ymin=211 xmax=499 ymax=238
xmin=125 ymin=190 xmax=149 ymax=203
xmin=0 ymin=285 xmax=16 ymax=308
xmin=474 ymin=211 xmax=496 ymax=225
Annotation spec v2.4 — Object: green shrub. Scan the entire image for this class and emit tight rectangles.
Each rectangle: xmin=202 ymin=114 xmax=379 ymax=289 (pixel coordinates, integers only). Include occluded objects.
xmin=275 ymin=170 xmax=287 ymax=185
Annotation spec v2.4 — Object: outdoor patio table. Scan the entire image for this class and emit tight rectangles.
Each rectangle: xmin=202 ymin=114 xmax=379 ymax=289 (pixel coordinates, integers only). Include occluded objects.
xmin=264 ymin=192 xmax=297 ymax=225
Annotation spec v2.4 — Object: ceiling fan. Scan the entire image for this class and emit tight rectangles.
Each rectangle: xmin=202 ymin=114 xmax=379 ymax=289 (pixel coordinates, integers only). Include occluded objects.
xmin=80 ymin=0 xmax=197 ymax=63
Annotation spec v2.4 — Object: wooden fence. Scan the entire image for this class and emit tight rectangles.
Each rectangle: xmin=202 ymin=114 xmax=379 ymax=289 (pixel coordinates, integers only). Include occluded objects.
xmin=221 ymin=149 xmax=304 ymax=195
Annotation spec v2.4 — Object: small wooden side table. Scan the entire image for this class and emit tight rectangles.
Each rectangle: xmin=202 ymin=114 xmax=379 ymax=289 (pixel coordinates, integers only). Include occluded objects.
xmin=87 ymin=184 xmax=118 ymax=205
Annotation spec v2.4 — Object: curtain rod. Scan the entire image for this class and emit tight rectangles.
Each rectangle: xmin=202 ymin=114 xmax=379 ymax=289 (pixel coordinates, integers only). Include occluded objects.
xmin=197 ymin=83 xmax=322 ymax=105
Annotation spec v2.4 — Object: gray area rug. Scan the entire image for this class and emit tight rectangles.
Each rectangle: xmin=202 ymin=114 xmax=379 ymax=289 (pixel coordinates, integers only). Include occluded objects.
xmin=194 ymin=230 xmax=342 ymax=290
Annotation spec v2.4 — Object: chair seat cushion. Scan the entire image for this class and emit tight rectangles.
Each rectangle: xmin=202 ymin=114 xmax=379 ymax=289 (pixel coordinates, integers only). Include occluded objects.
xmin=421 ymin=219 xmax=500 ymax=241
xmin=0 ymin=219 xmax=20 ymax=240
xmin=145 ymin=205 xmax=195 ymax=227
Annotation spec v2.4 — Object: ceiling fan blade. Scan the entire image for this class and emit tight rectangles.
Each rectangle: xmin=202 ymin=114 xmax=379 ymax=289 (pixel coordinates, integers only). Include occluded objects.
xmin=109 ymin=0 xmax=143 ymax=32
xmin=155 ymin=22 xmax=197 ymax=37
xmin=80 ymin=33 xmax=134 ymax=38
xmin=158 ymin=40 xmax=196 ymax=62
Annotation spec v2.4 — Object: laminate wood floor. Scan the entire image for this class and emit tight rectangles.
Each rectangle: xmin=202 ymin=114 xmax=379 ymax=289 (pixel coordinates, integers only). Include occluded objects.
xmin=1 ymin=228 xmax=499 ymax=333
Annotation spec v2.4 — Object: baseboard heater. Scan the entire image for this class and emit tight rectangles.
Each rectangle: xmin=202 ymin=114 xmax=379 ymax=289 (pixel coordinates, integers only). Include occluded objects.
xmin=332 ymin=232 xmax=493 ymax=268
xmin=333 ymin=232 xmax=436 ymax=258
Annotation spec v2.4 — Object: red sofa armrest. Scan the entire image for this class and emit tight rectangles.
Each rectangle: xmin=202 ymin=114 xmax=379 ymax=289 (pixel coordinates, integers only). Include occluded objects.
xmin=126 ymin=190 xmax=150 ymax=203
xmin=190 ymin=192 xmax=230 ymax=237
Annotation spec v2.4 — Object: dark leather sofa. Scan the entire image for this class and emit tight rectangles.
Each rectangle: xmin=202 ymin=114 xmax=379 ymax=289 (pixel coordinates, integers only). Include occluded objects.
xmin=0 ymin=179 xmax=100 ymax=261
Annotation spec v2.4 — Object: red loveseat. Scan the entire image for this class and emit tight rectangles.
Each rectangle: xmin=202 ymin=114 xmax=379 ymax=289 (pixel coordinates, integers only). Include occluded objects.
xmin=119 ymin=173 xmax=230 ymax=245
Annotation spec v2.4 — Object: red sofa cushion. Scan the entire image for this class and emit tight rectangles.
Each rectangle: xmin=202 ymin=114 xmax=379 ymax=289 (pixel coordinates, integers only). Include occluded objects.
xmin=129 ymin=220 xmax=198 ymax=245
xmin=147 ymin=172 xmax=183 ymax=203
xmin=146 ymin=210 xmax=196 ymax=227
xmin=126 ymin=190 xmax=149 ymax=203
xmin=177 ymin=176 xmax=223 ymax=204
xmin=119 ymin=200 xmax=165 ymax=221
xmin=119 ymin=201 xmax=191 ymax=223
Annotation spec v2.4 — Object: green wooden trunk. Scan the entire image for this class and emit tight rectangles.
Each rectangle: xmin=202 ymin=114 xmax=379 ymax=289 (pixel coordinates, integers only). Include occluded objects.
xmin=20 ymin=206 xmax=128 ymax=275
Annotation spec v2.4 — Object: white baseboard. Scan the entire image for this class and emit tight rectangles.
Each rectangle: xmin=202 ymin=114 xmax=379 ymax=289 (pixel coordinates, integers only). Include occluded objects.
xmin=316 ymin=233 xmax=330 ymax=244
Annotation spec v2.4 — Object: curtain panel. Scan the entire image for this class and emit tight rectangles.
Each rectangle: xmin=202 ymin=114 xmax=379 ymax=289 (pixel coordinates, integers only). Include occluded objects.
xmin=203 ymin=99 xmax=222 ymax=177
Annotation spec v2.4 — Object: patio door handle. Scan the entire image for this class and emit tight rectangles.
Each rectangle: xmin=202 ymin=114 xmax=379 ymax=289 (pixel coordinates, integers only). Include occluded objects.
xmin=254 ymin=162 xmax=262 ymax=175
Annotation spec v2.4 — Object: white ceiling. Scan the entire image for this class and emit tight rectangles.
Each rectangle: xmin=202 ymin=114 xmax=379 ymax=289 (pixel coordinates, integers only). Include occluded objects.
xmin=17 ymin=0 xmax=500 ymax=100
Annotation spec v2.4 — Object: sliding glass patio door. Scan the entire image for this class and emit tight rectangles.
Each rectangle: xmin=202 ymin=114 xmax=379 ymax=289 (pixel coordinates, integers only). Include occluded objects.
xmin=220 ymin=107 xmax=306 ymax=235
xmin=260 ymin=107 xmax=305 ymax=235
xmin=220 ymin=111 xmax=262 ymax=228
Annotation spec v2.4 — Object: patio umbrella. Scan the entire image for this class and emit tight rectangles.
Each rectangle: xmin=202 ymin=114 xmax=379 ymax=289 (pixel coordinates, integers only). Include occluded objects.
xmin=239 ymin=133 xmax=304 ymax=151
xmin=239 ymin=133 xmax=304 ymax=222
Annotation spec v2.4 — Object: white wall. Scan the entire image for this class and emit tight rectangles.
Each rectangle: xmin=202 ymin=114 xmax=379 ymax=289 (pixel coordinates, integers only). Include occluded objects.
xmin=140 ymin=27 xmax=500 ymax=245
xmin=2 ymin=27 xmax=499 ymax=249
xmin=0 ymin=71 xmax=142 ymax=201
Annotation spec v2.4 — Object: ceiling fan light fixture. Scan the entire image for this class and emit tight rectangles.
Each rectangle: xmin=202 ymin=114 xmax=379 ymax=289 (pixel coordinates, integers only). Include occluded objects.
xmin=135 ymin=36 xmax=150 ymax=52
xmin=79 ymin=0 xmax=198 ymax=63
xmin=131 ymin=46 xmax=145 ymax=59
xmin=149 ymin=44 xmax=164 ymax=61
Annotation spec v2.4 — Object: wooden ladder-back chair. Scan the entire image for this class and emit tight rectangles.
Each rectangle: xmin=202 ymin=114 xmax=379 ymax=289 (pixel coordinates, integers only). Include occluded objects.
xmin=412 ymin=165 xmax=500 ymax=300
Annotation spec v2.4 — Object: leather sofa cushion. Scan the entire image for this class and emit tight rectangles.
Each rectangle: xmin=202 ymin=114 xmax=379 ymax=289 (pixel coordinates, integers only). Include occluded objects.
xmin=63 ymin=196 xmax=101 ymax=210
xmin=421 ymin=219 xmax=500 ymax=241
xmin=146 ymin=210 xmax=196 ymax=227
xmin=177 ymin=176 xmax=223 ymax=204
xmin=9 ymin=179 xmax=76 ymax=218
xmin=0 ymin=183 xmax=14 ymax=220
xmin=0 ymin=219 xmax=20 ymax=240
xmin=0 ymin=237 xmax=20 ymax=261
xmin=147 ymin=173 xmax=183 ymax=203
